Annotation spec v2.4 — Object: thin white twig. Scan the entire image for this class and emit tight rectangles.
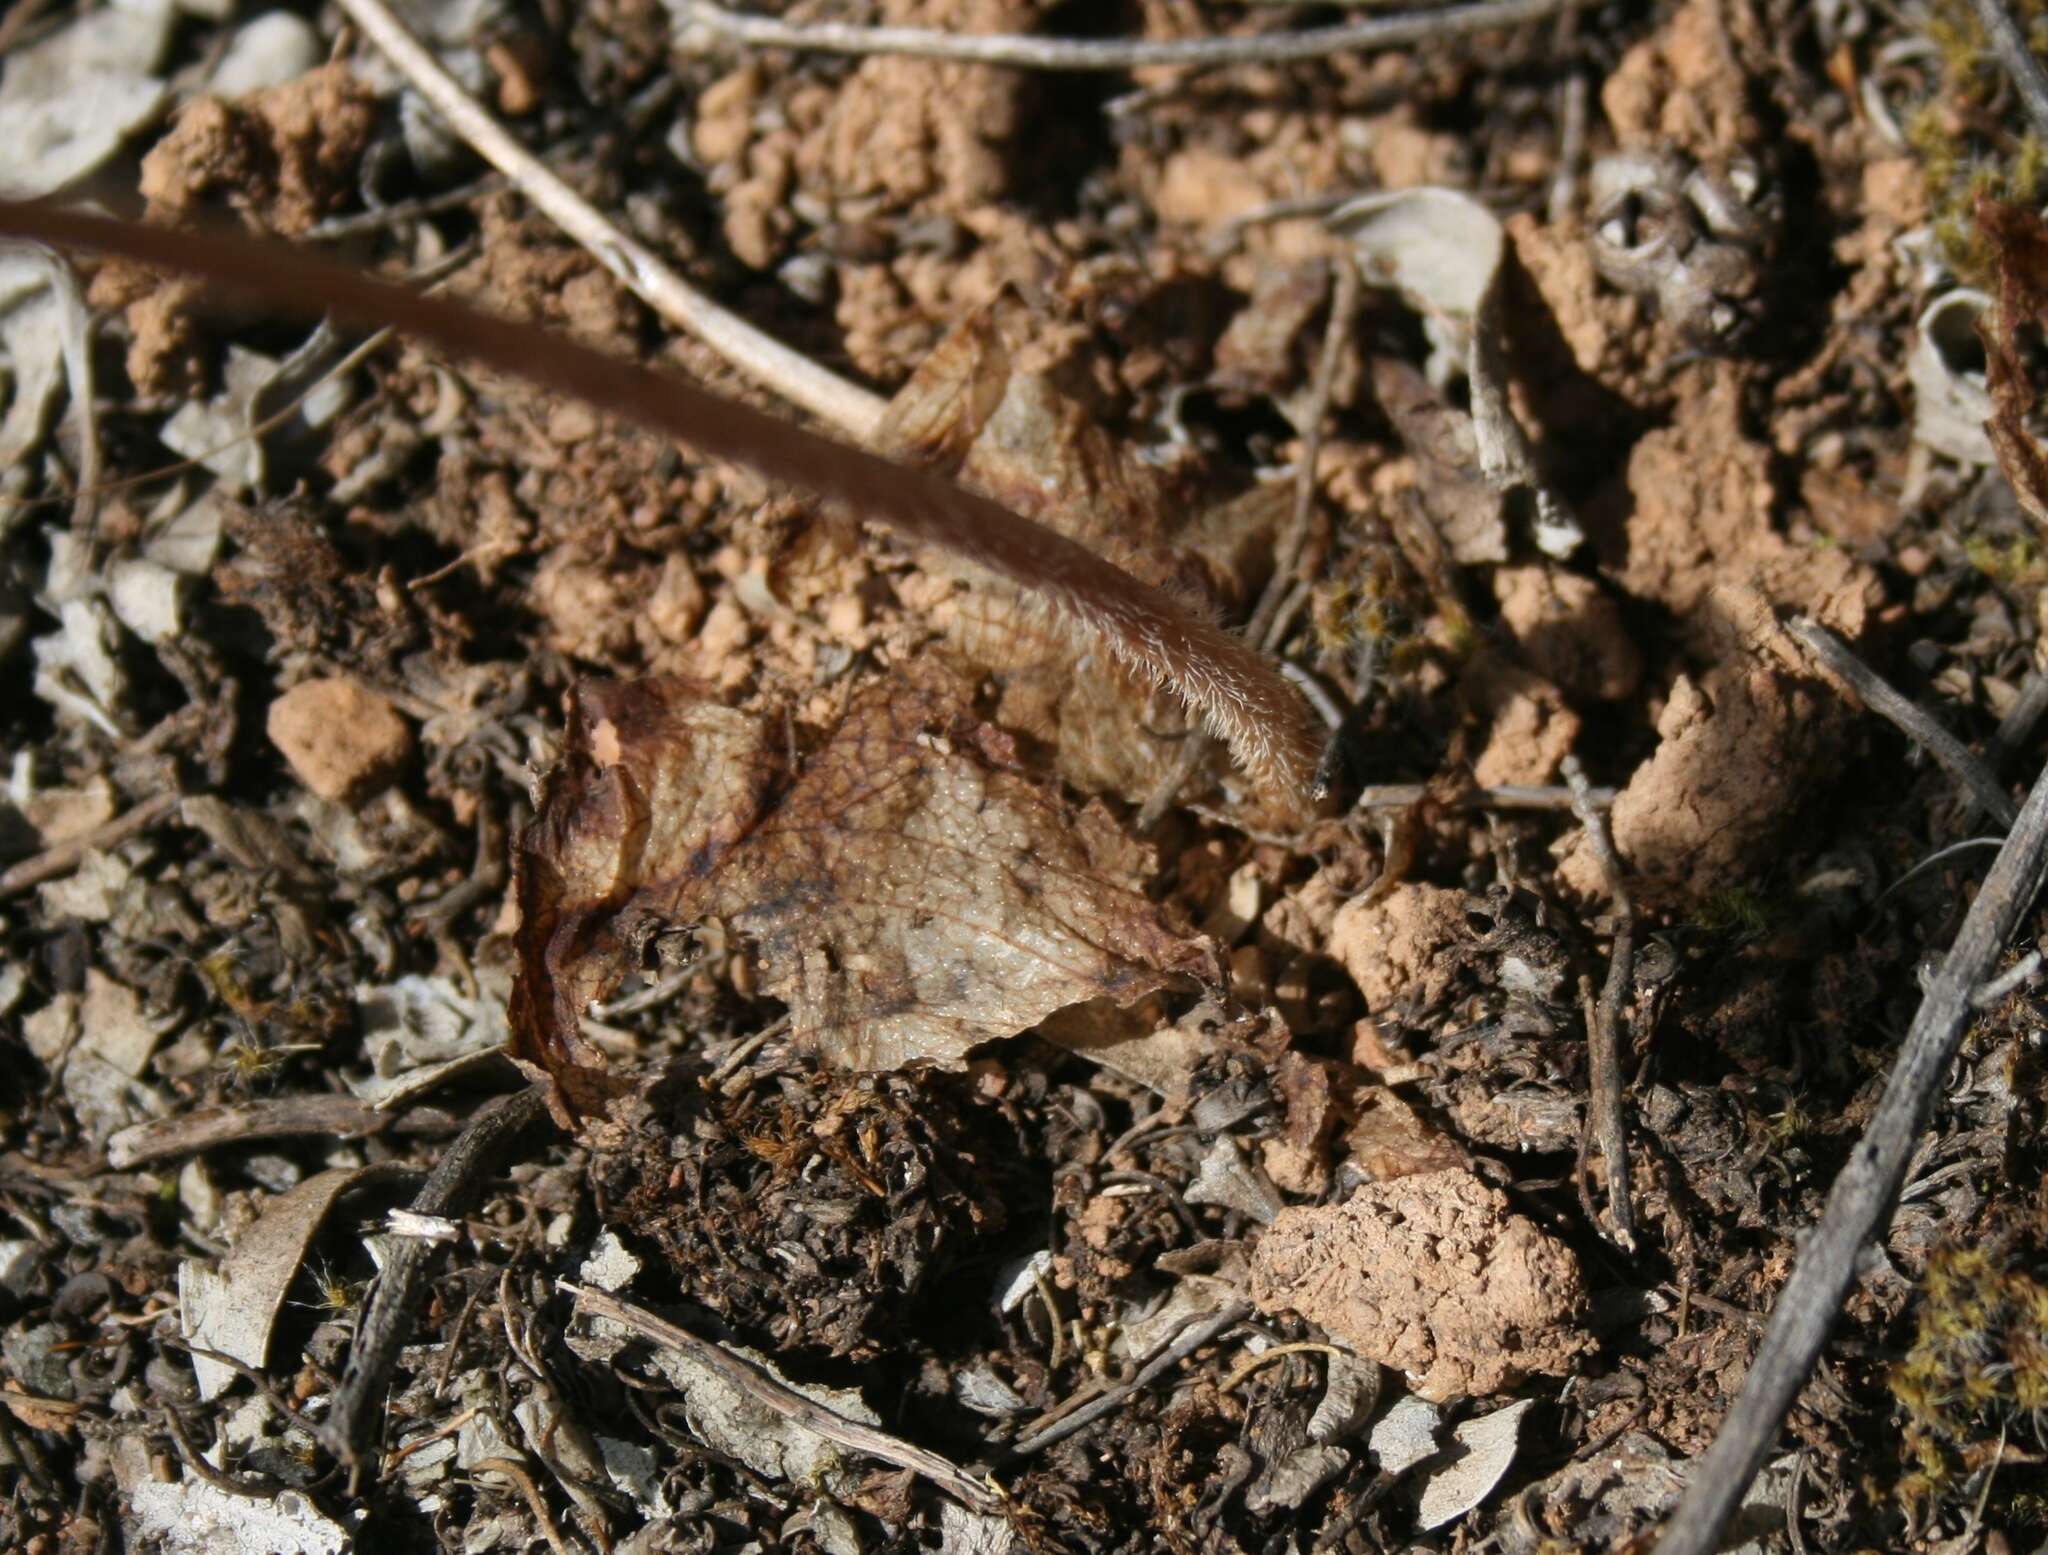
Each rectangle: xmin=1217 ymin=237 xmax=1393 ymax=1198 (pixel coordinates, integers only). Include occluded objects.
xmin=333 ymin=0 xmax=885 ymax=440
xmin=678 ymin=0 xmax=1569 ymax=70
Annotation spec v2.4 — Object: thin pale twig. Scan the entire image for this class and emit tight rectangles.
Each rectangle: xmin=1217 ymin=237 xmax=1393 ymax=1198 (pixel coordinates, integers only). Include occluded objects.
xmin=1973 ymin=948 xmax=2042 ymax=1007
xmin=0 ymin=791 xmax=180 ymax=899
xmin=679 ymin=0 xmax=1569 ymax=70
xmin=1563 ymin=753 xmax=1637 ymax=1254
xmin=1656 ymin=753 xmax=2048 ymax=1555
xmin=107 ymin=1094 xmax=457 ymax=1170
xmin=1547 ymin=71 xmax=1589 ymax=225
xmin=333 ymin=0 xmax=885 ymax=439
xmin=563 ymin=1281 xmax=1004 ymax=1514
xmin=0 ymin=201 xmax=1323 ymax=808
xmin=1789 ymin=615 xmax=2017 ymax=826
xmin=1356 ymin=781 xmax=1614 ymax=811
xmin=1008 ymin=1301 xmax=1251 ymax=1456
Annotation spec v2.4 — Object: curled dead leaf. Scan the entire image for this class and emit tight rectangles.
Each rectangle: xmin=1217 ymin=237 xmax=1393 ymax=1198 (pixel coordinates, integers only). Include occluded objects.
xmin=510 ymin=673 xmax=1217 ymax=1118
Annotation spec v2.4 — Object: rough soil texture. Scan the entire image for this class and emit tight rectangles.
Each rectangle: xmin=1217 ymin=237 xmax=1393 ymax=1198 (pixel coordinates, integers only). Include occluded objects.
xmin=10 ymin=0 xmax=2048 ymax=1550
xmin=1251 ymin=1167 xmax=1592 ymax=1402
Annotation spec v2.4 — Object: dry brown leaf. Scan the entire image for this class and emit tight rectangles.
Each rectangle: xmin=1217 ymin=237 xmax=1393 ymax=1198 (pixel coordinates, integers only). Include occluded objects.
xmin=510 ymin=674 xmax=1215 ymax=1113
xmin=876 ymin=300 xmax=1282 ymax=801
xmin=1977 ymin=197 xmax=2048 ymax=529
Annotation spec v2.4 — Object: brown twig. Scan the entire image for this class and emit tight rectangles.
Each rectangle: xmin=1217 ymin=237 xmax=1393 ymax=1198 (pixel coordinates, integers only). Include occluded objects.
xmin=1788 ymin=615 xmax=2017 ymax=826
xmin=322 ymin=1086 xmax=547 ymax=1476
xmin=678 ymin=0 xmax=1568 ymax=70
xmin=1563 ymin=753 xmax=1637 ymax=1254
xmin=1355 ymin=781 xmax=1614 ymax=811
xmin=562 ymin=1282 xmax=1005 ymax=1515
xmin=162 ymin=1405 xmax=293 ymax=1501
xmin=471 ymin=1457 xmax=578 ymax=1555
xmin=158 ymin=1336 xmax=326 ymax=1439
xmin=107 ymin=1096 xmax=460 ymax=1170
xmin=333 ymin=0 xmax=884 ymax=439
xmin=0 ymin=201 xmax=1322 ymax=809
xmin=1656 ymin=752 xmax=2048 ymax=1555
xmin=1257 ymin=262 xmax=1361 ymax=655
xmin=0 ymin=791 xmax=180 ymax=898
xmin=1134 ymin=259 xmax=1359 ymax=826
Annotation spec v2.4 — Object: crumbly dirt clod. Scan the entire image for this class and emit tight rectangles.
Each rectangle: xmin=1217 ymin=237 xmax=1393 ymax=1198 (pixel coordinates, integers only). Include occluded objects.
xmin=265 ymin=677 xmax=413 ymax=805
xmin=1250 ymin=1168 xmax=1592 ymax=1402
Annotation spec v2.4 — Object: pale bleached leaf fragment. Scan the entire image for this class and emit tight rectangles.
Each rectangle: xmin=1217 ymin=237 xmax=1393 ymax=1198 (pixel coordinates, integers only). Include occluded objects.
xmin=178 ymin=1164 xmax=395 ymax=1398
xmin=1414 ymin=1397 xmax=1534 ymax=1530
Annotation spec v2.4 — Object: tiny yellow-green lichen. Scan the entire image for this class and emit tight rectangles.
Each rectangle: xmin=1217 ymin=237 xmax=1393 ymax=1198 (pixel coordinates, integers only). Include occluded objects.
xmin=1906 ymin=1 xmax=2048 ymax=279
xmin=1891 ymin=1241 xmax=2048 ymax=1518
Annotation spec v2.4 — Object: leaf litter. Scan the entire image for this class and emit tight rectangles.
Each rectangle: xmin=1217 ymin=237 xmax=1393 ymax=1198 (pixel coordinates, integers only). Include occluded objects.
xmin=10 ymin=0 xmax=2048 ymax=1550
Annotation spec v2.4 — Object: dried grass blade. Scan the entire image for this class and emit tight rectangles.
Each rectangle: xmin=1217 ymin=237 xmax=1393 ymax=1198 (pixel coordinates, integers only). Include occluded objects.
xmin=0 ymin=200 xmax=1321 ymax=809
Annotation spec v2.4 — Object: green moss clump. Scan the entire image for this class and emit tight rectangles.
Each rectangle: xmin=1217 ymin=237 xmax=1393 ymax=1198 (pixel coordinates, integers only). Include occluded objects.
xmin=1890 ymin=1242 xmax=2048 ymax=1516
xmin=1963 ymin=534 xmax=2048 ymax=585
xmin=1905 ymin=1 xmax=2048 ymax=281
xmin=1692 ymin=884 xmax=1784 ymax=941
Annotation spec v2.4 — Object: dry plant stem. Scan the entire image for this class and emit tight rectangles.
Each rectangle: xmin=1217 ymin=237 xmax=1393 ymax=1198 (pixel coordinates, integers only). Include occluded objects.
xmin=1548 ymin=71 xmax=1590 ymax=225
xmin=0 ymin=790 xmax=179 ymax=898
xmin=1788 ymin=615 xmax=2018 ymax=827
xmin=1255 ymin=261 xmax=1361 ymax=655
xmin=1657 ymin=753 xmax=2048 ymax=1555
xmin=1356 ymin=781 xmax=1613 ymax=811
xmin=1134 ymin=259 xmax=1358 ymax=827
xmin=1008 ymin=1301 xmax=1252 ymax=1457
xmin=333 ymin=0 xmax=884 ymax=440
xmin=1974 ymin=947 xmax=2043 ymax=1006
xmin=323 ymin=1085 xmax=547 ymax=1475
xmin=472 ymin=1457 xmax=576 ymax=1555
xmin=161 ymin=1336 xmax=327 ymax=1439
xmin=562 ymin=1283 xmax=1003 ymax=1514
xmin=1965 ymin=0 xmax=2048 ymax=141
xmin=163 ymin=1406 xmax=289 ymax=1500
xmin=680 ymin=0 xmax=1568 ymax=69
xmin=0 ymin=202 xmax=1321 ymax=807
xmin=1990 ymin=664 xmax=2048 ymax=768
xmin=1563 ymin=753 xmax=1637 ymax=1254
xmin=106 ymin=1095 xmax=459 ymax=1170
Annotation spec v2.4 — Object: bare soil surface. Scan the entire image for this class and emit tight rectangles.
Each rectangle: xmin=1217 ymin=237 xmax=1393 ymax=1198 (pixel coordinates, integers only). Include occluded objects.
xmin=6 ymin=0 xmax=2048 ymax=1551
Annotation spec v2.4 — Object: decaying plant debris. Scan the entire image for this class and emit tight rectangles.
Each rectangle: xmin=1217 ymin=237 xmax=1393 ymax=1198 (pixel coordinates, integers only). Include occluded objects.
xmin=15 ymin=0 xmax=2048 ymax=1551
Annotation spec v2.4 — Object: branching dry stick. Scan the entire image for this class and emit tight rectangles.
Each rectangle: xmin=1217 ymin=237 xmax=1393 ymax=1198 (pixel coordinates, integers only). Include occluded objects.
xmin=1788 ymin=615 xmax=2018 ymax=827
xmin=1656 ymin=755 xmax=2048 ymax=1555
xmin=334 ymin=0 xmax=885 ymax=440
xmin=0 ymin=201 xmax=1322 ymax=809
xmin=679 ymin=0 xmax=1568 ymax=69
